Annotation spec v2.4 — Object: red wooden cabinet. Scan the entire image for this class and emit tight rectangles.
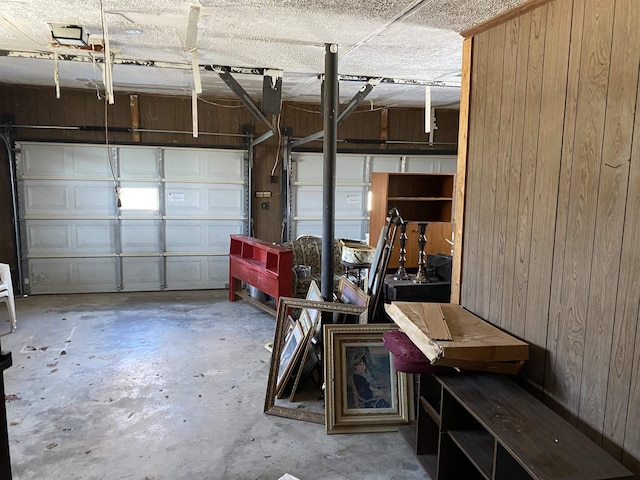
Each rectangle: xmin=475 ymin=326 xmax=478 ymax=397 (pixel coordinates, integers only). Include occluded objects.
xmin=228 ymin=235 xmax=293 ymax=306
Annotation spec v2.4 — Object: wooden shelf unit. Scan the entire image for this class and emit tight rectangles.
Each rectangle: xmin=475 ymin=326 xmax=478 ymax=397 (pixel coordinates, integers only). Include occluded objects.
xmin=228 ymin=235 xmax=293 ymax=314
xmin=369 ymin=172 xmax=454 ymax=269
xmin=402 ymin=373 xmax=634 ymax=480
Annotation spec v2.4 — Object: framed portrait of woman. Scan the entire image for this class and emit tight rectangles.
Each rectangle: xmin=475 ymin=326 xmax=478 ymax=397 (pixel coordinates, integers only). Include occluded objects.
xmin=323 ymin=323 xmax=410 ymax=434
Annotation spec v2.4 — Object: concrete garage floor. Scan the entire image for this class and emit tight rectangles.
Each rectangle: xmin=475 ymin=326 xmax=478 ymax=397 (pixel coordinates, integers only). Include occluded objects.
xmin=1 ymin=290 xmax=429 ymax=480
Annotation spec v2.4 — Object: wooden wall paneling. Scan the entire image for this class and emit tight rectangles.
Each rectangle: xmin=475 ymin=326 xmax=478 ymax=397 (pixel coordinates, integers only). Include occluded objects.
xmin=510 ymin=5 xmax=547 ymax=341
xmin=545 ymin=0 xmax=584 ymax=414
xmin=433 ymin=109 xmax=459 ymax=146
xmin=549 ymin=0 xmax=611 ymax=424
xmin=580 ymin=0 xmax=635 ymax=445
xmin=389 ymin=108 xmax=427 ymax=144
xmin=475 ymin=23 xmax=506 ymax=320
xmin=602 ymin=1 xmax=640 ymax=459
xmin=461 ymin=0 xmax=555 ymax=38
xmin=487 ymin=17 xmax=519 ymax=329
xmin=459 ymin=31 xmax=490 ymax=311
xmin=451 ymin=38 xmax=472 ymax=305
xmin=522 ymin=0 xmax=573 ymax=391
xmin=499 ymin=12 xmax=532 ymax=336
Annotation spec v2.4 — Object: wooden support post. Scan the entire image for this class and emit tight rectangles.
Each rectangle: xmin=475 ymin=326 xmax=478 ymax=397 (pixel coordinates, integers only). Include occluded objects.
xmin=380 ymin=108 xmax=388 ymax=149
xmin=129 ymin=94 xmax=140 ymax=142
xmin=451 ymin=37 xmax=472 ymax=305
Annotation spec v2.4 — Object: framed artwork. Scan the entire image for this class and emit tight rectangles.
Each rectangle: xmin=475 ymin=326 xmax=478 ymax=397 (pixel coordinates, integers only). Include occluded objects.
xmin=324 ymin=323 xmax=410 ymax=434
xmin=337 ymin=277 xmax=370 ymax=324
xmin=277 ymin=320 xmax=304 ymax=389
xmin=264 ymin=296 xmax=368 ymax=424
xmin=304 ymin=280 xmax=323 ymax=335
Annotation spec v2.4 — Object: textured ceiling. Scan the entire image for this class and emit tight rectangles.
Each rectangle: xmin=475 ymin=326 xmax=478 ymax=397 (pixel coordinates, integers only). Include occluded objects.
xmin=0 ymin=0 xmax=528 ymax=108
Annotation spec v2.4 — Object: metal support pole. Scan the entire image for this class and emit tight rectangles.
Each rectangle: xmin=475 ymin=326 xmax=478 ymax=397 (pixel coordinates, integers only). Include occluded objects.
xmin=321 ymin=43 xmax=338 ymax=304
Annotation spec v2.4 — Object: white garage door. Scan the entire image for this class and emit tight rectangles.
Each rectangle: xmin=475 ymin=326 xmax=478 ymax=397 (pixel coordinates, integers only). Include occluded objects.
xmin=17 ymin=142 xmax=247 ymax=294
xmin=288 ymin=153 xmax=456 ymax=241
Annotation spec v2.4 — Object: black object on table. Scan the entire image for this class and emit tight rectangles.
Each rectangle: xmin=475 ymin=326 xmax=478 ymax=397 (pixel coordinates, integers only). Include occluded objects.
xmin=383 ymin=274 xmax=451 ymax=303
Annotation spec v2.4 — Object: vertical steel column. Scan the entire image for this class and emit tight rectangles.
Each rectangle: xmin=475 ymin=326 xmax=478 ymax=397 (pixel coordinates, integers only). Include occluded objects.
xmin=321 ymin=43 xmax=338 ymax=303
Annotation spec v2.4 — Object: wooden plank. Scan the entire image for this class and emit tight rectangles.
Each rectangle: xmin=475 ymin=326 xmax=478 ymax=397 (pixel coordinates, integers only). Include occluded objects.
xmin=385 ymin=302 xmax=529 ymax=364
xmin=451 ymin=37 xmax=472 ymax=305
xmin=399 ymin=302 xmax=452 ymax=341
xmin=130 ymin=94 xmax=141 ymax=142
xmin=522 ymin=0 xmax=573 ymax=389
xmin=579 ymin=0 xmax=632 ymax=445
xmin=511 ymin=5 xmax=547 ymax=341
xmin=487 ymin=15 xmax=519 ymax=330
xmin=474 ymin=23 xmax=505 ymax=321
xmin=500 ymin=11 xmax=531 ymax=336
xmin=460 ymin=31 xmax=489 ymax=311
xmin=544 ymin=0 xmax=583 ymax=412
xmin=548 ymin=0 xmax=609 ymax=424
xmin=605 ymin=0 xmax=640 ymax=462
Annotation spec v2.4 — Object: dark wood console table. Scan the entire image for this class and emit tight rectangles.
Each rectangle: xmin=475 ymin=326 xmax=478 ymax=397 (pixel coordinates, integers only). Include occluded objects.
xmin=404 ymin=373 xmax=633 ymax=480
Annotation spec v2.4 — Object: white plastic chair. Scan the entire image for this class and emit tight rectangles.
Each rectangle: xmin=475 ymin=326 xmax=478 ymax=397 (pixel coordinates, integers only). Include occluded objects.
xmin=0 ymin=263 xmax=16 ymax=333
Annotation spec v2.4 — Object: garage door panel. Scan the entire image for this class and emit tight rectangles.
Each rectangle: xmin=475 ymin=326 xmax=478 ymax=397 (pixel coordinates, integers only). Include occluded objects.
xmin=165 ymin=220 xmax=243 ymax=253
xmin=26 ymin=220 xmax=116 ymax=254
xmin=293 ymin=220 xmax=365 ymax=240
xmin=371 ymin=156 xmax=401 ymax=172
xmin=405 ymin=156 xmax=457 ymax=173
xmin=121 ymin=257 xmax=162 ymax=292
xmin=295 ymin=186 xmax=365 ymax=217
xmin=24 ymin=181 xmax=115 ymax=215
xmin=28 ymin=258 xmax=117 ymax=293
xmin=119 ymin=148 xmax=160 ymax=178
xmin=336 ymin=155 xmax=366 ymax=182
xmin=22 ymin=144 xmax=112 ymax=178
xmin=121 ymin=220 xmax=160 ymax=253
xmin=294 ymin=154 xmax=323 ymax=182
xmin=164 ymin=149 xmax=244 ymax=180
xmin=18 ymin=142 xmax=247 ymax=294
xmin=165 ymin=184 xmax=244 ymax=217
xmin=165 ymin=256 xmax=228 ymax=289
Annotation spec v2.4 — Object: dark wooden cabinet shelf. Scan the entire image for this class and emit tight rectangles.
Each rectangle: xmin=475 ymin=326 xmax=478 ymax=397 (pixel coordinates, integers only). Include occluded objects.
xmin=402 ymin=373 xmax=634 ymax=480
xmin=369 ymin=172 xmax=455 ymax=268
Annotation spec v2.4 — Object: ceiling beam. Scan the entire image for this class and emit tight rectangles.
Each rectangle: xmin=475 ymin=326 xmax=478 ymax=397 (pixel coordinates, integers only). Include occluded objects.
xmin=212 ymin=66 xmax=275 ymax=133
xmin=290 ymin=77 xmax=380 ymax=149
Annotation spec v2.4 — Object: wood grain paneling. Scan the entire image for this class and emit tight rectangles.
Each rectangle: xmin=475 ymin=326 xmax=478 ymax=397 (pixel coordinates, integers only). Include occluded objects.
xmin=579 ymin=0 xmax=636 ymax=445
xmin=500 ymin=12 xmax=531 ymax=336
xmin=487 ymin=19 xmax=519 ymax=330
xmin=522 ymin=0 xmax=572 ymax=390
xmin=462 ymin=0 xmax=640 ymax=475
xmin=546 ymin=0 xmax=584 ymax=415
xmin=474 ymin=23 xmax=505 ymax=321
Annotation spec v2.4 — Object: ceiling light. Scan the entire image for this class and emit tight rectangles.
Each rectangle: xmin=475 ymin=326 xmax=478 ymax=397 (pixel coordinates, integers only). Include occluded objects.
xmin=50 ymin=24 xmax=89 ymax=46
xmin=125 ymin=29 xmax=142 ymax=34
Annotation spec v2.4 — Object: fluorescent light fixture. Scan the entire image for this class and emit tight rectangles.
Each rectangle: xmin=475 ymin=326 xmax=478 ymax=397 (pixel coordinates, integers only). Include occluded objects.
xmin=50 ymin=24 xmax=89 ymax=46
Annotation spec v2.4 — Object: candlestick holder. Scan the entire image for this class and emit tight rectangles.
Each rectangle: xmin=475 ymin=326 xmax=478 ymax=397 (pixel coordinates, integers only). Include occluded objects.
xmin=412 ymin=222 xmax=428 ymax=283
xmin=393 ymin=220 xmax=410 ymax=280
